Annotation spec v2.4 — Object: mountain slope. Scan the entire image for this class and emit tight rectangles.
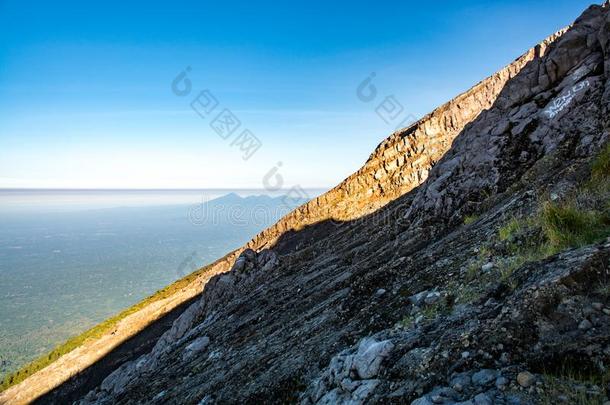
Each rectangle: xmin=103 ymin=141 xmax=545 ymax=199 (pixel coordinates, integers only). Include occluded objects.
xmin=74 ymin=3 xmax=610 ymax=404
xmin=5 ymin=2 xmax=610 ymax=404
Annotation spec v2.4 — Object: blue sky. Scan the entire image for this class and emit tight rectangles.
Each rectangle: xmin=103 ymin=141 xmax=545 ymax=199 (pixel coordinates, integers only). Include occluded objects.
xmin=0 ymin=0 xmax=596 ymax=189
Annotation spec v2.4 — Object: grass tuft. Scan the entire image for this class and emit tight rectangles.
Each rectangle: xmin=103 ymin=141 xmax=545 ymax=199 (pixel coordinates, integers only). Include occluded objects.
xmin=464 ymin=214 xmax=479 ymax=225
xmin=540 ymin=201 xmax=610 ymax=253
xmin=496 ymin=257 xmax=524 ymax=291
xmin=499 ymin=218 xmax=523 ymax=241
xmin=492 ymin=143 xmax=610 ymax=291
xmin=591 ymin=142 xmax=610 ymax=180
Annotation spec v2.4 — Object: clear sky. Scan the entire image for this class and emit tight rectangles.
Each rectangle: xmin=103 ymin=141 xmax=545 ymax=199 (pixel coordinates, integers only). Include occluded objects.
xmin=0 ymin=0 xmax=596 ymax=189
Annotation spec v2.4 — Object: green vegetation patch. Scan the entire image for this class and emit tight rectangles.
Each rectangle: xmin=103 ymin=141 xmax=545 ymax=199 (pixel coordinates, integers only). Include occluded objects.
xmin=541 ymin=201 xmax=610 ymax=252
xmin=397 ymin=294 xmax=454 ymax=329
xmin=463 ymin=214 xmax=479 ymax=225
xmin=498 ymin=218 xmax=523 ymax=242
xmin=480 ymin=144 xmax=610 ymax=292
xmin=591 ymin=142 xmax=610 ymax=180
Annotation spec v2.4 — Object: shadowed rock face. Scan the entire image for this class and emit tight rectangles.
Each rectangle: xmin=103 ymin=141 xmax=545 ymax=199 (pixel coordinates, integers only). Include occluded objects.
xmin=51 ymin=3 xmax=610 ymax=405
xmin=404 ymin=4 xmax=610 ymax=230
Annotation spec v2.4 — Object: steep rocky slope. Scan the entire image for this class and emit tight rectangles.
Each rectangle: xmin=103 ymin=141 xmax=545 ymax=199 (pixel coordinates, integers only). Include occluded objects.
xmin=11 ymin=2 xmax=610 ymax=404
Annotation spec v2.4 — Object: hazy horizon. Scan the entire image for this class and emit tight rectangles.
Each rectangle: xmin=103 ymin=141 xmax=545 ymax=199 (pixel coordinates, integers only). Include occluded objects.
xmin=0 ymin=188 xmax=327 ymax=212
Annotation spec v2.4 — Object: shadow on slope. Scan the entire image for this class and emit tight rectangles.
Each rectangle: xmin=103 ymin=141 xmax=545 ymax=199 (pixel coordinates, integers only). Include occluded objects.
xmin=33 ymin=297 xmax=199 ymax=405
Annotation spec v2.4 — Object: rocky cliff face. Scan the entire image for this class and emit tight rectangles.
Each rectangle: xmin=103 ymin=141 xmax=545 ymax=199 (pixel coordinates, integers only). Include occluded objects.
xmin=36 ymin=3 xmax=610 ymax=404
xmin=245 ymin=27 xmax=565 ymax=250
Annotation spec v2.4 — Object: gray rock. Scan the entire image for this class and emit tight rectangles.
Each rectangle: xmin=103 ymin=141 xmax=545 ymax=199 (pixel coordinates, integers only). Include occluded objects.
xmin=481 ymin=262 xmax=494 ymax=272
xmin=578 ymin=319 xmax=593 ymax=330
xmin=197 ymin=395 xmax=214 ymax=405
xmin=152 ymin=299 xmax=204 ymax=357
xmin=506 ymin=395 xmax=525 ymax=405
xmin=232 ymin=256 xmax=247 ymax=272
xmin=351 ymin=379 xmax=380 ymax=402
xmin=409 ymin=290 xmax=430 ymax=307
xmin=495 ymin=376 xmax=509 ymax=389
xmin=99 ymin=361 xmax=137 ymax=394
xmin=256 ymin=249 xmax=279 ymax=272
xmin=431 ymin=386 xmax=458 ymax=400
xmin=353 ymin=338 xmax=394 ymax=379
xmin=472 ymin=369 xmax=497 ymax=386
xmin=411 ymin=396 xmax=435 ymax=405
xmin=317 ymin=388 xmax=346 ymax=405
xmin=431 ymin=394 xmax=444 ymax=404
xmin=152 ymin=391 xmax=166 ymax=400
xmin=451 ymin=373 xmax=472 ymax=391
xmin=329 ymin=353 xmax=353 ymax=383
xmin=340 ymin=378 xmax=360 ymax=393
xmin=474 ymin=393 xmax=493 ymax=405
xmin=424 ymin=292 xmax=442 ymax=305
xmin=182 ymin=336 xmax=210 ymax=360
